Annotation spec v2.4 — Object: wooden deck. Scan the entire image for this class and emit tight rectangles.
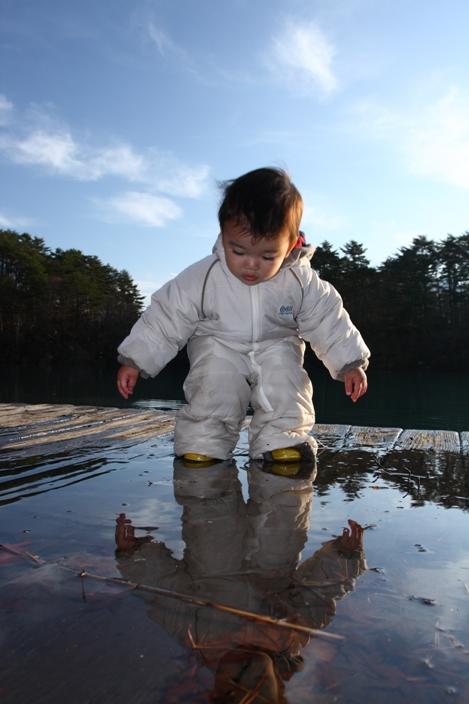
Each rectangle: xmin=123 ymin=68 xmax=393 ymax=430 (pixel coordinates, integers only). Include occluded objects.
xmin=0 ymin=402 xmax=467 ymax=456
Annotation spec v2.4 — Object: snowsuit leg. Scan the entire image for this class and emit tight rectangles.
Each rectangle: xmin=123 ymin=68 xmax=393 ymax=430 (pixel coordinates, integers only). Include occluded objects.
xmin=174 ymin=339 xmax=251 ymax=459
xmin=248 ymin=339 xmax=316 ymax=459
xmin=246 ymin=466 xmax=314 ymax=573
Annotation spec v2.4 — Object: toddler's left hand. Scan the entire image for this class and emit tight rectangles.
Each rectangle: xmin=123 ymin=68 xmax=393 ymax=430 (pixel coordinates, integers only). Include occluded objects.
xmin=344 ymin=367 xmax=367 ymax=402
xmin=115 ymin=513 xmax=137 ymax=551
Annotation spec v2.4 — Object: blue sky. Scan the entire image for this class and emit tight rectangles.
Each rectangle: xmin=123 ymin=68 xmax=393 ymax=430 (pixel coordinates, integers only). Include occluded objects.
xmin=1 ymin=0 xmax=469 ymax=301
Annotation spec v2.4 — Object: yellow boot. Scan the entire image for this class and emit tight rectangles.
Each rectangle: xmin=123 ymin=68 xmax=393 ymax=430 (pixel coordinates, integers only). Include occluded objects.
xmin=271 ymin=462 xmax=302 ymax=477
xmin=270 ymin=447 xmax=302 ymax=462
xmin=183 ymin=453 xmax=217 ymax=467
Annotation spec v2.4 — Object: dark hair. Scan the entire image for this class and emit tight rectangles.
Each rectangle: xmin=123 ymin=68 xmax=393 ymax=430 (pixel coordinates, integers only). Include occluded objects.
xmin=218 ymin=167 xmax=303 ymax=243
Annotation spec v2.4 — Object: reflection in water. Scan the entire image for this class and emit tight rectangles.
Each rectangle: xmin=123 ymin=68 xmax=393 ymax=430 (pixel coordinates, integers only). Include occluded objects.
xmin=315 ymin=448 xmax=469 ymax=510
xmin=115 ymin=459 xmax=367 ymax=702
xmin=2 ymin=425 xmax=469 ymax=513
xmin=0 ymin=450 xmax=114 ymax=506
xmin=3 ymin=434 xmax=469 ymax=703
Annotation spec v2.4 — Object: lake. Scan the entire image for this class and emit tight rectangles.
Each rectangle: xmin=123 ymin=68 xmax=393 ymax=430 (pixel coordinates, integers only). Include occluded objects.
xmin=2 ymin=362 xmax=469 ymax=431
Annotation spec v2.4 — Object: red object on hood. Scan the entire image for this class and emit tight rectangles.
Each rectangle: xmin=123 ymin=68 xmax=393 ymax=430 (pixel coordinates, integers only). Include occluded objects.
xmin=294 ymin=231 xmax=306 ymax=248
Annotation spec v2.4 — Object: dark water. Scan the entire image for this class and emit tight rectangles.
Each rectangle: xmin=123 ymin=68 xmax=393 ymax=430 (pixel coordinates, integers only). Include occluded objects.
xmin=2 ymin=363 xmax=469 ymax=431
xmin=2 ymin=419 xmax=469 ymax=703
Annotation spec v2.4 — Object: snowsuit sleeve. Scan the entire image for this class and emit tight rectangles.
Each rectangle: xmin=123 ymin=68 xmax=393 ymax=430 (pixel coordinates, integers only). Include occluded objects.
xmin=117 ymin=262 xmax=205 ymax=378
xmin=286 ymin=537 xmax=367 ymax=630
xmin=294 ymin=538 xmax=367 ymax=595
xmin=297 ymin=269 xmax=370 ymax=380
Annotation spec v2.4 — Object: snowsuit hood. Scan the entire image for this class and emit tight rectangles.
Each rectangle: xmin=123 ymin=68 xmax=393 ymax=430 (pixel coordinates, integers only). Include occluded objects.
xmin=212 ymin=233 xmax=316 ymax=275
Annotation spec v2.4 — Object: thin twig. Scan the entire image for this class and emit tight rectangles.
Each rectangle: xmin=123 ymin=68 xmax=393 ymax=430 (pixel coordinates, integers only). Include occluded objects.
xmin=79 ymin=570 xmax=344 ymax=641
xmin=0 ymin=543 xmax=46 ymax=567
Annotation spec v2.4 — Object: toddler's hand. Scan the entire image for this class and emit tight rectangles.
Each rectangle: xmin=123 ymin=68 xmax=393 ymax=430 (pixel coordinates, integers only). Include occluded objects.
xmin=337 ymin=519 xmax=364 ymax=553
xmin=117 ymin=365 xmax=139 ymax=399
xmin=115 ymin=513 xmax=137 ymax=550
xmin=344 ymin=367 xmax=367 ymax=402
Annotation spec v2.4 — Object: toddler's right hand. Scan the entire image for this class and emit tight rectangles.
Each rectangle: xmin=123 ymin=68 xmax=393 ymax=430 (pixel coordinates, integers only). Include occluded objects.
xmin=115 ymin=513 xmax=137 ymax=550
xmin=117 ymin=365 xmax=139 ymax=399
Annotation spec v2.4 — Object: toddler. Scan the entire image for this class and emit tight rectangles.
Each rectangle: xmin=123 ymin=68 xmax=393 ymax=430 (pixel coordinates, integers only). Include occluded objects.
xmin=117 ymin=167 xmax=369 ymax=463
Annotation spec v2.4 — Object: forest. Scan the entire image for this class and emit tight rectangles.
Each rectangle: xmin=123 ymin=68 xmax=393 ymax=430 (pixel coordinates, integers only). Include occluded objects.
xmin=0 ymin=229 xmax=142 ymax=365
xmin=1 ymin=228 xmax=468 ymax=371
xmin=312 ymin=233 xmax=469 ymax=370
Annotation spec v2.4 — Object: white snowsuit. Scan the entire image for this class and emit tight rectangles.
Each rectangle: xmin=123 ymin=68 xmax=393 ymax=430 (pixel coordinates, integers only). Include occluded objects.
xmin=118 ymin=236 xmax=370 ymax=459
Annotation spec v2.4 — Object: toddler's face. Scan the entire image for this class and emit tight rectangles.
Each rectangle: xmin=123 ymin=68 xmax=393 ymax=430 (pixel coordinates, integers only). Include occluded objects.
xmin=221 ymin=220 xmax=295 ymax=285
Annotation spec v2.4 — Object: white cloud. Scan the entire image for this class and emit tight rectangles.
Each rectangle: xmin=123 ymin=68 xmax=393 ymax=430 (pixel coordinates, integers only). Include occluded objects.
xmin=268 ymin=20 xmax=338 ymax=96
xmin=349 ymin=87 xmax=469 ymax=191
xmin=0 ymin=213 xmax=13 ymax=228
xmin=145 ymin=21 xmax=211 ymax=86
xmin=0 ymin=94 xmax=210 ymax=191
xmin=9 ymin=130 xmax=82 ymax=173
xmin=0 ymin=94 xmax=14 ymax=126
xmin=99 ymin=191 xmax=182 ymax=227
xmin=4 ymin=129 xmax=147 ymax=182
xmin=4 ymin=128 xmax=210 ymax=196
xmin=347 ymin=99 xmax=399 ymax=136
xmin=0 ymin=209 xmax=34 ymax=230
xmin=153 ymin=161 xmax=210 ymax=198
xmin=369 ymin=221 xmax=420 ymax=253
xmin=389 ymin=229 xmax=418 ymax=249
xmin=407 ymin=88 xmax=469 ymax=190
xmin=147 ymin=22 xmax=196 ymax=76
xmin=147 ymin=23 xmax=185 ymax=60
xmin=302 ymin=201 xmax=343 ymax=233
xmin=135 ymin=278 xmax=165 ymax=306
xmin=88 ymin=144 xmax=146 ymax=181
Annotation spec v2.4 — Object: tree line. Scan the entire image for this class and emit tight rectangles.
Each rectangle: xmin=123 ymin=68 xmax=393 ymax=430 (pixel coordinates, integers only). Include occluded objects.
xmin=312 ymin=233 xmax=469 ymax=370
xmin=1 ymin=228 xmax=468 ymax=370
xmin=0 ymin=229 xmax=142 ymax=364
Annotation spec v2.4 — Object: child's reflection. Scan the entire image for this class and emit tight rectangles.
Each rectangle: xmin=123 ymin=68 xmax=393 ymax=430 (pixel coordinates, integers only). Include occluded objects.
xmin=115 ymin=459 xmax=366 ymax=702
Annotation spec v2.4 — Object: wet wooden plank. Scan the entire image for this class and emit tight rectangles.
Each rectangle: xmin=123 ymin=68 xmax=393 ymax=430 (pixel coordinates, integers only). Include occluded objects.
xmin=0 ymin=404 xmax=82 ymax=427
xmin=461 ymin=432 xmax=469 ymax=454
xmin=2 ymin=408 xmax=138 ymax=439
xmin=107 ymin=417 xmax=175 ymax=442
xmin=0 ymin=404 xmax=467 ymax=455
xmin=395 ymin=429 xmax=461 ymax=453
xmin=344 ymin=426 xmax=403 ymax=450
xmin=2 ymin=415 xmax=174 ymax=450
xmin=0 ymin=404 xmax=175 ymax=452
xmin=312 ymin=424 xmax=350 ymax=449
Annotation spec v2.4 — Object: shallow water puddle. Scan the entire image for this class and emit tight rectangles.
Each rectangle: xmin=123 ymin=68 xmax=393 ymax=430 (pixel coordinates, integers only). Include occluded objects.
xmin=1 ymin=428 xmax=469 ymax=703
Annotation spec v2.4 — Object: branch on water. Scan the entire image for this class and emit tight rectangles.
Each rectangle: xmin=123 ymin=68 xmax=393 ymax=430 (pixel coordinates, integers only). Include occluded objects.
xmin=79 ymin=569 xmax=345 ymax=642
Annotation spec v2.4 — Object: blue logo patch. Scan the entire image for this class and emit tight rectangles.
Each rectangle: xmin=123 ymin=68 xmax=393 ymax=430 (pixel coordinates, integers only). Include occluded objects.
xmin=279 ymin=304 xmax=293 ymax=316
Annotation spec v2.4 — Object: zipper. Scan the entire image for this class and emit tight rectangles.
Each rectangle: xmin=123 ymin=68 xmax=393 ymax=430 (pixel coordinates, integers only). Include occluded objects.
xmin=248 ymin=286 xmax=273 ymax=412
xmin=250 ymin=285 xmax=260 ymax=342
